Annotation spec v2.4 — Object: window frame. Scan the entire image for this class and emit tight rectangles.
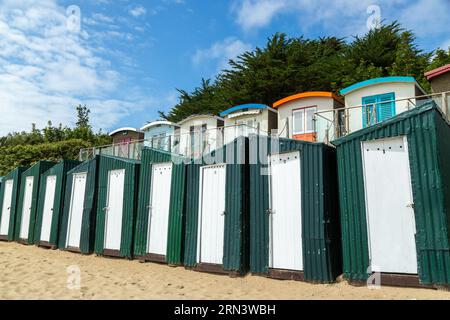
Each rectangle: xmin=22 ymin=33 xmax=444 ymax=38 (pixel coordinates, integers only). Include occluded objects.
xmin=292 ymin=106 xmax=317 ymax=135
xmin=362 ymin=92 xmax=396 ymax=128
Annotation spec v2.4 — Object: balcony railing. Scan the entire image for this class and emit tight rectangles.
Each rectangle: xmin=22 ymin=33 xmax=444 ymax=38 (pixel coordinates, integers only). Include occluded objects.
xmin=80 ymin=91 xmax=450 ymax=161
xmin=79 ymin=124 xmax=268 ymax=161
xmin=315 ymin=91 xmax=450 ymax=144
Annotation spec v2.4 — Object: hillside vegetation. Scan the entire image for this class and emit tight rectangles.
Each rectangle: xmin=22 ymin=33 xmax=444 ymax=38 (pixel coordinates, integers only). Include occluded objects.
xmin=160 ymin=22 xmax=450 ymax=123
xmin=0 ymin=105 xmax=111 ymax=176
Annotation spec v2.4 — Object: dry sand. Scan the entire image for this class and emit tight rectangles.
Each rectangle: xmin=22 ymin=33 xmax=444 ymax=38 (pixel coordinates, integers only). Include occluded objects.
xmin=0 ymin=242 xmax=450 ymax=300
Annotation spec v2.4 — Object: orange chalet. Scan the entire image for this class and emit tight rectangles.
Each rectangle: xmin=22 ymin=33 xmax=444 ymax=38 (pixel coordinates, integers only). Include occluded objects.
xmin=273 ymin=92 xmax=343 ymax=143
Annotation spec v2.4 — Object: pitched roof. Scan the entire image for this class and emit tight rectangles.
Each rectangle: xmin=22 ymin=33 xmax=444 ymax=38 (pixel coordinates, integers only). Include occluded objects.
xmin=425 ymin=64 xmax=450 ymax=81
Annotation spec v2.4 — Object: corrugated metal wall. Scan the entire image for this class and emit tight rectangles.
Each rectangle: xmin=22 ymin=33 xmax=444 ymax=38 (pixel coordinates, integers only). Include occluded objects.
xmin=184 ymin=137 xmax=249 ymax=273
xmin=14 ymin=161 xmax=56 ymax=243
xmin=134 ymin=148 xmax=187 ymax=265
xmin=429 ymin=111 xmax=450 ymax=284
xmin=249 ymin=135 xmax=342 ymax=283
xmin=58 ymin=157 xmax=99 ymax=253
xmin=183 ymin=163 xmax=201 ymax=267
xmin=33 ymin=160 xmax=81 ymax=245
xmin=0 ymin=167 xmax=27 ymax=240
xmin=94 ymin=155 xmax=140 ymax=258
xmin=333 ymin=103 xmax=450 ymax=285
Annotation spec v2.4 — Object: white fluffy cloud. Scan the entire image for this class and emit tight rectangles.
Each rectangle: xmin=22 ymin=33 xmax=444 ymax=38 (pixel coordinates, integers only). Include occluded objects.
xmin=0 ymin=0 xmax=145 ymax=135
xmin=232 ymin=0 xmax=450 ymax=41
xmin=192 ymin=37 xmax=253 ymax=72
xmin=398 ymin=0 xmax=450 ymax=38
xmin=233 ymin=0 xmax=289 ymax=32
xmin=129 ymin=6 xmax=147 ymax=17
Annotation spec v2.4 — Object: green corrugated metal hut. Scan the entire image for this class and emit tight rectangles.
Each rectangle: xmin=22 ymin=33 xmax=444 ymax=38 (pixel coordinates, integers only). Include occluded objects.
xmin=58 ymin=157 xmax=100 ymax=254
xmin=15 ymin=161 xmax=56 ymax=244
xmin=332 ymin=102 xmax=450 ymax=287
xmin=249 ymin=135 xmax=342 ymax=283
xmin=134 ymin=148 xmax=187 ymax=264
xmin=94 ymin=155 xmax=140 ymax=259
xmin=184 ymin=137 xmax=249 ymax=276
xmin=0 ymin=167 xmax=27 ymax=241
xmin=34 ymin=160 xmax=81 ymax=248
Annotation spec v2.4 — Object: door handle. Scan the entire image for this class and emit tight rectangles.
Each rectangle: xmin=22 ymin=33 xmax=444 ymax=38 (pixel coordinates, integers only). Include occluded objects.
xmin=406 ymin=203 xmax=415 ymax=209
xmin=221 ymin=211 xmax=226 ymax=216
xmin=266 ymin=209 xmax=275 ymax=215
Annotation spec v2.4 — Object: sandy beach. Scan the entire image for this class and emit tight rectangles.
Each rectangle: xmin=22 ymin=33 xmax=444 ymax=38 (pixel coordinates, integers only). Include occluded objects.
xmin=0 ymin=242 xmax=449 ymax=300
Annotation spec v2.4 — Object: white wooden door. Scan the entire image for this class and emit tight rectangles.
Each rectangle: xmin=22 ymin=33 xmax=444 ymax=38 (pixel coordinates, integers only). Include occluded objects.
xmin=19 ymin=176 xmax=34 ymax=239
xmin=269 ymin=151 xmax=303 ymax=271
xmin=66 ymin=173 xmax=88 ymax=248
xmin=40 ymin=175 xmax=57 ymax=242
xmin=0 ymin=180 xmax=14 ymax=236
xmin=198 ymin=164 xmax=226 ymax=264
xmin=362 ymin=136 xmax=418 ymax=274
xmin=147 ymin=163 xmax=173 ymax=255
xmin=104 ymin=169 xmax=125 ymax=251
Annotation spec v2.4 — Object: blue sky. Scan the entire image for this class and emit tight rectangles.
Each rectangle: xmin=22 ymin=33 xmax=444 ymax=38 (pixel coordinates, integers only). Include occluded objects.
xmin=0 ymin=0 xmax=449 ymax=135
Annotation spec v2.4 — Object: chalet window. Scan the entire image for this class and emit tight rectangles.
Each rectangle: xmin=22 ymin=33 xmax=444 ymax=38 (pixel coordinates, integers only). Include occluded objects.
xmin=362 ymin=92 xmax=396 ymax=128
xmin=293 ymin=106 xmax=317 ymax=134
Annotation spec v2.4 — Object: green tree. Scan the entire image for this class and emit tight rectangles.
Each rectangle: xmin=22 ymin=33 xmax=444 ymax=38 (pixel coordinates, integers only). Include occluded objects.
xmin=162 ymin=21 xmax=435 ymax=123
xmin=427 ymin=48 xmax=450 ymax=71
xmin=341 ymin=22 xmax=431 ymax=89
xmin=0 ymin=105 xmax=112 ymax=175
xmin=75 ymin=104 xmax=91 ymax=129
xmin=162 ymin=33 xmax=347 ymax=122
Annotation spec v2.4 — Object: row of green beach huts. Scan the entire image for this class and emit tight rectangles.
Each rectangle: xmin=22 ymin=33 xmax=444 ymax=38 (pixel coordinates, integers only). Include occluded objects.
xmin=1 ymin=102 xmax=450 ymax=289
